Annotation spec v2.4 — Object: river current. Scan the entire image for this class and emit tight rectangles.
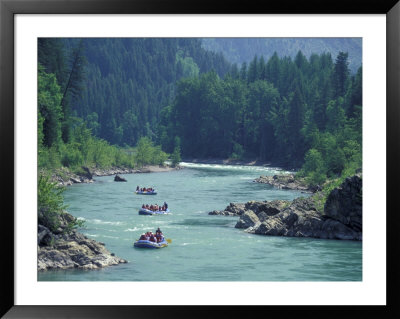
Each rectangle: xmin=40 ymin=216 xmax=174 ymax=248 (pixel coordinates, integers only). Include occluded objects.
xmin=38 ymin=163 xmax=362 ymax=281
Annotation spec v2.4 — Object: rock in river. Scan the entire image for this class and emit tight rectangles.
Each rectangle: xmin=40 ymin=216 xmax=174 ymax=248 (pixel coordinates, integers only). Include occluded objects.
xmin=210 ymin=174 xmax=362 ymax=241
xmin=38 ymin=212 xmax=127 ymax=271
xmin=114 ymin=174 xmax=127 ymax=182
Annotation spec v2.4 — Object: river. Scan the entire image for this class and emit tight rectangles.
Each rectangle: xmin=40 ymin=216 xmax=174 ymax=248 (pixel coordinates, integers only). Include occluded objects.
xmin=38 ymin=162 xmax=362 ymax=281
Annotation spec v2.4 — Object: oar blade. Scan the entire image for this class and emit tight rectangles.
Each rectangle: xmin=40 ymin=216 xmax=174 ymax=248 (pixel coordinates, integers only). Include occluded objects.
xmin=166 ymin=238 xmax=172 ymax=243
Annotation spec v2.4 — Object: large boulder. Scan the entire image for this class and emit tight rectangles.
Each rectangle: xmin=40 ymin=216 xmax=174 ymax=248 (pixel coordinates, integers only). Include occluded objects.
xmin=114 ymin=174 xmax=127 ymax=182
xmin=253 ymin=202 xmax=321 ymax=237
xmin=208 ymin=203 xmax=246 ymax=216
xmin=235 ymin=210 xmax=260 ymax=229
xmin=38 ymin=225 xmax=55 ymax=246
xmin=226 ymin=203 xmax=246 ymax=215
xmin=229 ymin=175 xmax=362 ymax=241
xmin=38 ymin=209 xmax=127 ymax=271
xmin=244 ymin=200 xmax=289 ymax=216
xmin=324 ymin=175 xmax=362 ymax=232
xmin=38 ymin=229 xmax=127 ymax=271
xmin=319 ymin=218 xmax=362 ymax=240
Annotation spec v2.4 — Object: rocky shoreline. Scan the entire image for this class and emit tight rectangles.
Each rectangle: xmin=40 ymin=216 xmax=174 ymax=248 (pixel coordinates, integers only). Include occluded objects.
xmin=38 ymin=212 xmax=127 ymax=271
xmin=48 ymin=164 xmax=182 ymax=187
xmin=38 ymin=163 xmax=183 ymax=271
xmin=209 ymin=174 xmax=362 ymax=241
xmin=254 ymin=174 xmax=319 ymax=193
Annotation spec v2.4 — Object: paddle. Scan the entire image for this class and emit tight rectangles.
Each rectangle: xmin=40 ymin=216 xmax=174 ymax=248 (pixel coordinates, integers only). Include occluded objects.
xmin=166 ymin=238 xmax=172 ymax=243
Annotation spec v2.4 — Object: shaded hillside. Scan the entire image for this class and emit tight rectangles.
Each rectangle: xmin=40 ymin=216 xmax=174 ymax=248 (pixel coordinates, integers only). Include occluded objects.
xmin=63 ymin=38 xmax=232 ymax=146
xmin=202 ymin=38 xmax=362 ymax=73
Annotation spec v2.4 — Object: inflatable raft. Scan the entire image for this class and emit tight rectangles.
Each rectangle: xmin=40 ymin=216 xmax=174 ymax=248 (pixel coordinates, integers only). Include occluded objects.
xmin=135 ymin=190 xmax=157 ymax=195
xmin=138 ymin=208 xmax=170 ymax=215
xmin=134 ymin=238 xmax=168 ymax=249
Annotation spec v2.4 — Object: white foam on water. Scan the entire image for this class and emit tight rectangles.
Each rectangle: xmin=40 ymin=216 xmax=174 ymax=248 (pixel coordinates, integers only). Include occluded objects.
xmin=90 ymin=219 xmax=124 ymax=226
xmin=179 ymin=162 xmax=291 ymax=174
xmin=124 ymin=227 xmax=139 ymax=232
xmin=102 ymin=235 xmax=120 ymax=239
xmin=181 ymin=242 xmax=196 ymax=246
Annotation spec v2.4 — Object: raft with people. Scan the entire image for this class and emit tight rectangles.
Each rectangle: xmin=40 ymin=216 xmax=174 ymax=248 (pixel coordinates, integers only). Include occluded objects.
xmin=138 ymin=202 xmax=169 ymax=215
xmin=139 ymin=208 xmax=170 ymax=215
xmin=134 ymin=228 xmax=170 ymax=249
xmin=135 ymin=186 xmax=157 ymax=195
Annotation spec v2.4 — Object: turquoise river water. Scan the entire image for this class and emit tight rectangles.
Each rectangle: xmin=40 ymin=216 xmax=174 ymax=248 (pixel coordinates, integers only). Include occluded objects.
xmin=38 ymin=162 xmax=362 ymax=281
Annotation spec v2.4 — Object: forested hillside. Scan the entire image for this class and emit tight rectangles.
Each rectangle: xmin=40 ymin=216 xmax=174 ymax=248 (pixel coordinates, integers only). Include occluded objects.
xmin=159 ymin=51 xmax=362 ymax=184
xmin=38 ymin=37 xmax=362 ymax=186
xmin=69 ymin=38 xmax=231 ymax=146
xmin=202 ymin=38 xmax=362 ymax=73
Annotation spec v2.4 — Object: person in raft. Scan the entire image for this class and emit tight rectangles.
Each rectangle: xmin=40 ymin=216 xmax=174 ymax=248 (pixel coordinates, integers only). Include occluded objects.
xmin=141 ymin=204 xmax=168 ymax=212
xmin=155 ymin=228 xmax=164 ymax=242
xmin=138 ymin=229 xmax=163 ymax=241
xmin=138 ymin=230 xmax=164 ymax=243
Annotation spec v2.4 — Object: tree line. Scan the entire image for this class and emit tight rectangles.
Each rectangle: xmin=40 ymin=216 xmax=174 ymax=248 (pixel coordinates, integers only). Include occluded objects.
xmin=38 ymin=38 xmax=362 ymax=186
xmin=38 ymin=38 xmax=189 ymax=171
xmin=158 ymin=51 xmax=362 ymax=185
xmin=69 ymin=38 xmax=231 ymax=146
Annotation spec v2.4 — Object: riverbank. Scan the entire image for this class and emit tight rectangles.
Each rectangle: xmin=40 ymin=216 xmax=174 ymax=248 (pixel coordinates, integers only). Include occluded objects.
xmin=182 ymin=158 xmax=273 ymax=166
xmin=46 ymin=164 xmax=183 ymax=187
xmin=209 ymin=174 xmax=362 ymax=241
xmin=38 ymin=211 xmax=127 ymax=271
xmin=39 ymin=161 xmax=362 ymax=281
xmin=183 ymin=158 xmax=316 ymax=193
xmin=182 ymin=157 xmax=301 ymax=170
xmin=254 ymin=174 xmax=318 ymax=193
xmin=38 ymin=163 xmax=183 ymax=271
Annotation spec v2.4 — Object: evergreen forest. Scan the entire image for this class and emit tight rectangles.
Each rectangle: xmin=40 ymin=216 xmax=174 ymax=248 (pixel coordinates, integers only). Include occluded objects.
xmin=38 ymin=38 xmax=362 ymax=186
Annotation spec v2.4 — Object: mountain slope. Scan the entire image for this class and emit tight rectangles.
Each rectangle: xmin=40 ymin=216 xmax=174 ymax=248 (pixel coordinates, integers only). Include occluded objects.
xmin=202 ymin=38 xmax=362 ymax=73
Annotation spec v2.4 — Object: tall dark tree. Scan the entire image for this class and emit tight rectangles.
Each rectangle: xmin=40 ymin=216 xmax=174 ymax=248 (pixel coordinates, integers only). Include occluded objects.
xmin=287 ymin=86 xmax=306 ymax=164
xmin=60 ymin=40 xmax=87 ymax=143
xmin=333 ymin=51 xmax=350 ymax=97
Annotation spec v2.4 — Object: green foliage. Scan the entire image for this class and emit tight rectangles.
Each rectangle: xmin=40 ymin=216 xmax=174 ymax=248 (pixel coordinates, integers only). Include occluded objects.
xmin=62 ymin=38 xmax=231 ymax=147
xmin=62 ymin=214 xmax=86 ymax=234
xmin=159 ymin=50 xmax=361 ymax=187
xmin=301 ymin=148 xmax=326 ymax=185
xmin=38 ymin=146 xmax=62 ymax=169
xmin=38 ymin=174 xmax=86 ymax=233
xmin=134 ymin=137 xmax=154 ymax=168
xmin=60 ymin=142 xmax=84 ymax=168
xmin=38 ymin=38 xmax=362 ymax=191
xmin=171 ymin=145 xmax=181 ymax=167
xmin=176 ymin=50 xmax=200 ymax=78
xmin=152 ymin=145 xmax=169 ymax=166
xmin=231 ymin=142 xmax=244 ymax=160
xmin=38 ymin=64 xmax=63 ymax=148
xmin=38 ymin=174 xmax=67 ymax=232
xmin=38 ymin=174 xmax=67 ymax=215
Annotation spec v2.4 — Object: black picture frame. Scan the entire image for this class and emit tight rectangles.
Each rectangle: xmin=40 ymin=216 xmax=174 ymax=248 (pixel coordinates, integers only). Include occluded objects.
xmin=1 ymin=0 xmax=399 ymax=317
